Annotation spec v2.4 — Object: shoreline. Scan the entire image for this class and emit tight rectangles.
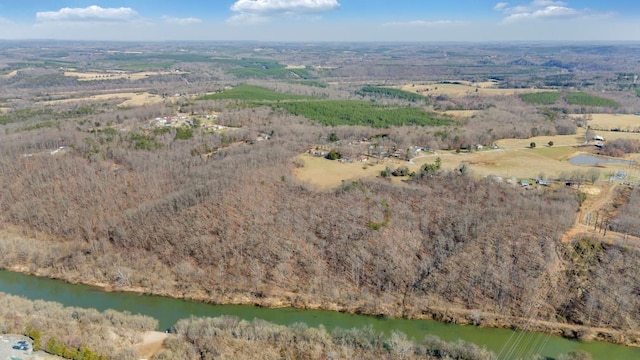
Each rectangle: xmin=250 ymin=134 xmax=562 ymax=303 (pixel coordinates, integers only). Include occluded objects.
xmin=4 ymin=265 xmax=640 ymax=349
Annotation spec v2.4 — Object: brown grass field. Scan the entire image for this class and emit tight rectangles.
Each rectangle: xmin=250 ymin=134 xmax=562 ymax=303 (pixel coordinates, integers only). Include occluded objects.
xmin=570 ymin=113 xmax=640 ymax=132
xmin=294 ymin=124 xmax=640 ymax=189
xmin=45 ymin=92 xmax=166 ymax=107
xmin=441 ymin=110 xmax=480 ymax=118
xmin=397 ymin=81 xmax=555 ymax=98
xmin=285 ymin=65 xmax=307 ymax=69
xmin=0 ymin=70 xmax=18 ymax=78
xmin=64 ymin=70 xmax=186 ymax=81
xmin=293 ymin=155 xmax=413 ymax=190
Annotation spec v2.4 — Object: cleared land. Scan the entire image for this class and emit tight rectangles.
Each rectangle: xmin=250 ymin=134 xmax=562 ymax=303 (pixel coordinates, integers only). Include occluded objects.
xmin=573 ymin=113 xmax=640 ymax=131
xmin=293 ymin=155 xmax=417 ymax=190
xmin=442 ymin=110 xmax=480 ymax=118
xmin=397 ymin=81 xmax=553 ymax=98
xmin=294 ymin=125 xmax=640 ymax=189
xmin=135 ymin=331 xmax=168 ymax=359
xmin=64 ymin=70 xmax=186 ymax=81
xmin=0 ymin=70 xmax=18 ymax=78
xmin=285 ymin=65 xmax=307 ymax=69
xmin=45 ymin=92 xmax=166 ymax=107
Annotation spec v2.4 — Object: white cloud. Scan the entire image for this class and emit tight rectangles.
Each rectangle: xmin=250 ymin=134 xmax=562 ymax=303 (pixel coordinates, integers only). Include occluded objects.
xmin=162 ymin=16 xmax=202 ymax=25
xmin=494 ymin=2 xmax=509 ymax=11
xmin=494 ymin=1 xmax=613 ymax=23
xmin=0 ymin=16 xmax=13 ymax=25
xmin=229 ymin=0 xmax=339 ymax=24
xmin=382 ymin=20 xmax=468 ymax=28
xmin=36 ymin=5 xmax=139 ymax=22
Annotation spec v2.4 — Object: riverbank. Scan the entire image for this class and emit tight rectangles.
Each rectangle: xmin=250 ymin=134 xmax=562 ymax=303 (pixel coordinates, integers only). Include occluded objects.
xmin=2 ymin=269 xmax=640 ymax=359
xmin=6 ymin=264 xmax=640 ymax=349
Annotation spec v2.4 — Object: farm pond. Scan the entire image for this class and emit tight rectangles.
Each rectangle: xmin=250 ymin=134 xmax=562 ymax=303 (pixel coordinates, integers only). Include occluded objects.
xmin=569 ymin=154 xmax=637 ymax=166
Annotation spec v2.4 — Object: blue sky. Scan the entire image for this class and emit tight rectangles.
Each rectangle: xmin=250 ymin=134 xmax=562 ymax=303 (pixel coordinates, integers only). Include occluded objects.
xmin=0 ymin=1 xmax=639 ymax=41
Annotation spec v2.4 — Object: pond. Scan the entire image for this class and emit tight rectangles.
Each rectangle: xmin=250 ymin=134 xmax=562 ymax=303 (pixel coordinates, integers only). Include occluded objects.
xmin=569 ymin=154 xmax=637 ymax=166
xmin=1 ymin=270 xmax=638 ymax=360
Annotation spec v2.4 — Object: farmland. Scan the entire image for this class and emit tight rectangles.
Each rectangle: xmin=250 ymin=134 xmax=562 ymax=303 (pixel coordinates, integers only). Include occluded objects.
xmin=197 ymin=84 xmax=310 ymax=101
xmin=43 ymin=91 xmax=166 ymax=107
xmin=63 ymin=70 xmax=186 ymax=81
xmin=397 ymin=81 xmax=551 ymax=98
xmin=519 ymin=91 xmax=562 ymax=105
xmin=295 ymin=127 xmax=640 ymax=189
xmin=571 ymin=113 xmax=640 ymax=132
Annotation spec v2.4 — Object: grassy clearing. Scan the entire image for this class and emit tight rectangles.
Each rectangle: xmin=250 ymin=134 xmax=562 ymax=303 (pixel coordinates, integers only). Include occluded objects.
xmin=579 ymin=113 xmax=640 ymax=131
xmin=565 ymin=92 xmax=620 ymax=107
xmin=294 ymin=126 xmax=640 ymax=189
xmin=293 ymin=154 xmax=410 ymax=190
xmin=593 ymin=130 xmax=640 ymax=141
xmin=0 ymin=70 xmax=18 ymax=78
xmin=45 ymin=92 xmax=165 ymax=107
xmin=64 ymin=70 xmax=185 ymax=81
xmin=197 ymin=85 xmax=310 ymax=101
xmin=398 ymin=82 xmax=552 ymax=98
xmin=530 ymin=146 xmax=577 ymax=160
xmin=294 ymin=145 xmax=640 ymax=190
xmin=495 ymin=129 xmax=588 ymax=149
xmin=519 ymin=91 xmax=562 ymax=105
xmin=441 ymin=110 xmax=480 ymax=118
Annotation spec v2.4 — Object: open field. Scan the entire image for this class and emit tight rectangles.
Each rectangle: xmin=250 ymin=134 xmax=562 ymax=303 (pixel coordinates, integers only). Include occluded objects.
xmin=495 ymin=129 xmax=588 ymax=149
xmin=423 ymin=149 xmax=634 ymax=181
xmin=294 ymin=126 xmax=640 ymax=189
xmin=64 ymin=70 xmax=185 ymax=81
xmin=285 ymin=64 xmax=307 ymax=69
xmin=397 ymin=81 xmax=554 ymax=98
xmin=295 ymin=147 xmax=639 ymax=189
xmin=442 ymin=109 xmax=480 ymax=118
xmin=293 ymin=154 xmax=412 ymax=190
xmin=0 ymin=70 xmax=18 ymax=78
xmin=572 ymin=113 xmax=640 ymax=131
xmin=45 ymin=92 xmax=166 ymax=107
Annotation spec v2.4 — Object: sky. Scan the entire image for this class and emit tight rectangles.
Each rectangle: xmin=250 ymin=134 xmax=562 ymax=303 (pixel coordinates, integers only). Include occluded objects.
xmin=0 ymin=0 xmax=639 ymax=42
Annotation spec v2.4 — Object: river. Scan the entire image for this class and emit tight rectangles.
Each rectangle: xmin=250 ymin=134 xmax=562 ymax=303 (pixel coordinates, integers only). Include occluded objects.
xmin=0 ymin=270 xmax=638 ymax=359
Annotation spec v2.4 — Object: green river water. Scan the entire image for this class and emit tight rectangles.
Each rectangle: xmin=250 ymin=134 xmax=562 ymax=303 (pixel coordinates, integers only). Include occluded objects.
xmin=0 ymin=270 xmax=638 ymax=359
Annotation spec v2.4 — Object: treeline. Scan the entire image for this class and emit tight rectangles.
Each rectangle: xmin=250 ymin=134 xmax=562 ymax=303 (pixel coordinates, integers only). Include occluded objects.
xmin=599 ymin=138 xmax=640 ymax=157
xmin=155 ymin=316 xmax=494 ymax=360
xmin=610 ymin=187 xmax=640 ymax=236
xmin=0 ymin=292 xmax=156 ymax=360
